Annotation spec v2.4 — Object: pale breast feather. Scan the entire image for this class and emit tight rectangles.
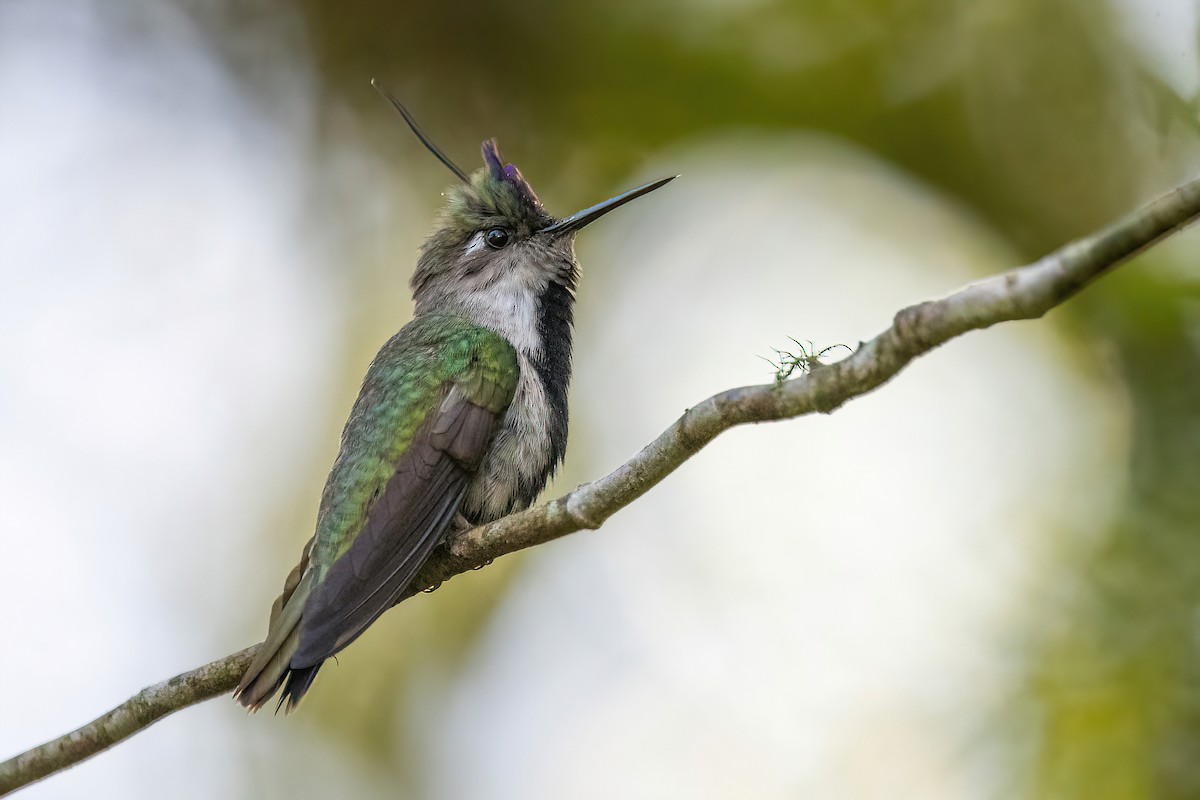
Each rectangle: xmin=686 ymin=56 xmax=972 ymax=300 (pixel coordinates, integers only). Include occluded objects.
xmin=463 ymin=353 xmax=555 ymax=520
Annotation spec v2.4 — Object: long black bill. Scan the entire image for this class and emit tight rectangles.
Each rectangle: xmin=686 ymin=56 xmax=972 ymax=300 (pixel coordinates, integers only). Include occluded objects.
xmin=370 ymin=78 xmax=470 ymax=184
xmin=540 ymin=175 xmax=677 ymax=235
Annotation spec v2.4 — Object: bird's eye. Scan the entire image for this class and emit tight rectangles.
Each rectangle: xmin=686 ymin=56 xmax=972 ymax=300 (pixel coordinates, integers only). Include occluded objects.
xmin=484 ymin=228 xmax=510 ymax=249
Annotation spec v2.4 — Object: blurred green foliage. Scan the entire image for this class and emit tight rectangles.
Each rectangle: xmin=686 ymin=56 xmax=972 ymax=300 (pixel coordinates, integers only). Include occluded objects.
xmin=196 ymin=0 xmax=1200 ymax=795
xmin=291 ymin=0 xmax=1199 ymax=249
xmin=1031 ymin=270 xmax=1200 ymax=800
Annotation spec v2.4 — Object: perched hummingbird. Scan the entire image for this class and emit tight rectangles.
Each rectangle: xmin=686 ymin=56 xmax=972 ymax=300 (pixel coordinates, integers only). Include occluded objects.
xmin=234 ymin=85 xmax=674 ymax=712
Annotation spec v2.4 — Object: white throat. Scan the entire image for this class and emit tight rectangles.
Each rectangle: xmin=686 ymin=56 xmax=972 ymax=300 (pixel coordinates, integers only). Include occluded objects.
xmin=458 ymin=267 xmax=546 ymax=356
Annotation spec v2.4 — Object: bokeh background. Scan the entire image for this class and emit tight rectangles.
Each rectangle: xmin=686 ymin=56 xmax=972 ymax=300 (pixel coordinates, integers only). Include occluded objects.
xmin=2 ymin=0 xmax=1200 ymax=797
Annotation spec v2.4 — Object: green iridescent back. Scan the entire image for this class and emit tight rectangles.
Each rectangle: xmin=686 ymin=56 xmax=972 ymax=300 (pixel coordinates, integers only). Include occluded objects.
xmin=309 ymin=314 xmax=518 ymax=579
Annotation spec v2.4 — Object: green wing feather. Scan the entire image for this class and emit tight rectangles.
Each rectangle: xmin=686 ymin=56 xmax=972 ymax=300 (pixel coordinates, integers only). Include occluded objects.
xmin=235 ymin=315 xmax=518 ymax=711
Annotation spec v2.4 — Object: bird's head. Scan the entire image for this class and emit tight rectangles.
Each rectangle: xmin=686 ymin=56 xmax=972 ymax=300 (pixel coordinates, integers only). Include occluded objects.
xmin=371 ymin=83 xmax=673 ymax=323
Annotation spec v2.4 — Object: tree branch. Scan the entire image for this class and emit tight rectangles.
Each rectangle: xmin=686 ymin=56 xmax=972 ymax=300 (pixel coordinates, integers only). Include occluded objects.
xmin=4 ymin=176 xmax=1199 ymax=796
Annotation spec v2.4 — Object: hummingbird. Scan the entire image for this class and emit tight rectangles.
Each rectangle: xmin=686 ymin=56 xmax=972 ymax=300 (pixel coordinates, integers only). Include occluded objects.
xmin=234 ymin=84 xmax=674 ymax=712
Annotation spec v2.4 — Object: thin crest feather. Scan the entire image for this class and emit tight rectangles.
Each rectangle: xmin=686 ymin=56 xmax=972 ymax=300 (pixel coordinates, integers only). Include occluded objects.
xmin=371 ymin=79 xmax=470 ymax=184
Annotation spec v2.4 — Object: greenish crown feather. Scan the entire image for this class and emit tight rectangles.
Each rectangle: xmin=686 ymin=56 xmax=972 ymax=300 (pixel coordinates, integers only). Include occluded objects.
xmin=434 ymin=139 xmax=553 ymax=239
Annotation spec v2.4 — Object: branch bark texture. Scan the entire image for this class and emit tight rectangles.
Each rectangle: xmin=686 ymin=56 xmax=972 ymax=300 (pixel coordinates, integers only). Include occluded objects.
xmin=4 ymin=177 xmax=1199 ymax=796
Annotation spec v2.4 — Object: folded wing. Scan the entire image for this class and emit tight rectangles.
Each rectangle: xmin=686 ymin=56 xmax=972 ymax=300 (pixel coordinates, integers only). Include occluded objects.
xmin=291 ymin=385 xmax=499 ymax=667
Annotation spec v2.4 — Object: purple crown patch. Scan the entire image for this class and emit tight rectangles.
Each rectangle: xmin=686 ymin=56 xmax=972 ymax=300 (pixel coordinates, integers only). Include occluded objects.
xmin=481 ymin=138 xmax=542 ymax=212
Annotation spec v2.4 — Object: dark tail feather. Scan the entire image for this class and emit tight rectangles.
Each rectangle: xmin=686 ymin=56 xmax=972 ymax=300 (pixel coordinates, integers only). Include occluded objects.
xmin=235 ymin=559 xmax=316 ymax=712
xmin=277 ymin=664 xmax=322 ymax=713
